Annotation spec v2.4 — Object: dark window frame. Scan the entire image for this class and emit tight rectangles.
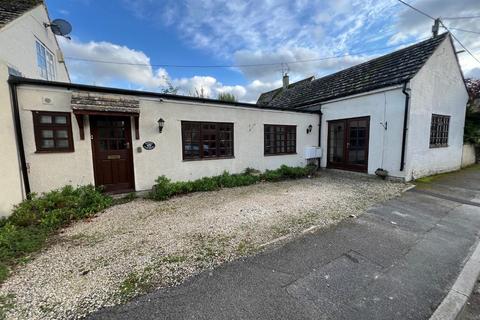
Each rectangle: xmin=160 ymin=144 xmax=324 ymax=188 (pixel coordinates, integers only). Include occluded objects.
xmin=429 ymin=114 xmax=450 ymax=148
xmin=181 ymin=121 xmax=234 ymax=161
xmin=33 ymin=111 xmax=74 ymax=153
xmin=264 ymin=124 xmax=297 ymax=156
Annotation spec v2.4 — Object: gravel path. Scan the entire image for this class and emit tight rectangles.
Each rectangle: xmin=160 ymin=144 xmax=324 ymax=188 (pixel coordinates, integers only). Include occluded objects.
xmin=0 ymin=171 xmax=407 ymax=319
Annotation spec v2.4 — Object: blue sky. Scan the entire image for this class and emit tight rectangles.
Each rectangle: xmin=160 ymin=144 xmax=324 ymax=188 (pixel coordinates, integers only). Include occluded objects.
xmin=46 ymin=0 xmax=480 ymax=102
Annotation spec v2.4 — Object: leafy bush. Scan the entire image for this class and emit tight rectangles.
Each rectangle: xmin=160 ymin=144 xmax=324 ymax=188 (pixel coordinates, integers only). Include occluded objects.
xmin=261 ymin=169 xmax=283 ymax=182
xmin=0 ymin=185 xmax=112 ymax=282
xmin=149 ymin=164 xmax=317 ymax=201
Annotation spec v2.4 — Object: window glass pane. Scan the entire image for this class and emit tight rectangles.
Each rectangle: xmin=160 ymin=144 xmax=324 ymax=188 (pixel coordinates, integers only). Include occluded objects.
xmin=41 ymin=130 xmax=53 ymax=138
xmin=46 ymin=50 xmax=55 ymax=80
xmin=55 ymin=116 xmax=67 ymax=124
xmin=56 ymin=130 xmax=68 ymax=138
xmin=41 ymin=139 xmax=54 ymax=148
xmin=264 ymin=125 xmax=295 ymax=155
xmin=56 ymin=140 xmax=69 ymax=148
xmin=430 ymin=114 xmax=450 ymax=147
xmin=36 ymin=41 xmax=47 ymax=79
xmin=34 ymin=112 xmax=72 ymax=152
xmin=182 ymin=122 xmax=233 ymax=160
xmin=40 ymin=115 xmax=52 ymax=124
xmin=100 ymin=140 xmax=108 ymax=151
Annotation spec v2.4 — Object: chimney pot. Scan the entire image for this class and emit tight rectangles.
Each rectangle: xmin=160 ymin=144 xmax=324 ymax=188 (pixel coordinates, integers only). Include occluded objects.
xmin=283 ymin=73 xmax=289 ymax=90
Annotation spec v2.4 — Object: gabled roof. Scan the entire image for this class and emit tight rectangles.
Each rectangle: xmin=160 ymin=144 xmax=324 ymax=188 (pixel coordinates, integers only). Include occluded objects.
xmin=0 ymin=0 xmax=43 ymax=29
xmin=257 ymin=33 xmax=450 ymax=109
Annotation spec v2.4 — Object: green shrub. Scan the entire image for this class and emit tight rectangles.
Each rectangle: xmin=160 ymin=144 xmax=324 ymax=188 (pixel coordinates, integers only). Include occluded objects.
xmin=0 ymin=185 xmax=112 ymax=282
xmin=261 ymin=169 xmax=283 ymax=182
xmin=149 ymin=165 xmax=317 ymax=201
xmin=150 ymin=176 xmax=177 ymax=200
xmin=9 ymin=185 xmax=112 ymax=228
xmin=191 ymin=176 xmax=220 ymax=192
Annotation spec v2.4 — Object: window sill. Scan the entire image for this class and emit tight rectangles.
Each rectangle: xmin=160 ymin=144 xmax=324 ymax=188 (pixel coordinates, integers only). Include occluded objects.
xmin=264 ymin=153 xmax=297 ymax=157
xmin=35 ymin=149 xmax=75 ymax=154
xmin=429 ymin=145 xmax=449 ymax=149
xmin=183 ymin=156 xmax=235 ymax=162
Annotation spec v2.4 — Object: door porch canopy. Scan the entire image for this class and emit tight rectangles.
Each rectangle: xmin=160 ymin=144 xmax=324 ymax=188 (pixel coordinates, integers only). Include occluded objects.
xmin=70 ymin=91 xmax=140 ymax=140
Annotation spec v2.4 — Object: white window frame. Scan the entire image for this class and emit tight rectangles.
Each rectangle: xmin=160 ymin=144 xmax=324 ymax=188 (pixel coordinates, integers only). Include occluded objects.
xmin=36 ymin=40 xmax=56 ymax=80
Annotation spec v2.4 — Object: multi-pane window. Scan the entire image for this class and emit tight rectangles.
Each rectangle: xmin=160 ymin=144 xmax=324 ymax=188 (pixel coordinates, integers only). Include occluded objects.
xmin=33 ymin=111 xmax=73 ymax=152
xmin=430 ymin=114 xmax=450 ymax=148
xmin=182 ymin=121 xmax=234 ymax=160
xmin=36 ymin=40 xmax=55 ymax=80
xmin=264 ymin=125 xmax=296 ymax=155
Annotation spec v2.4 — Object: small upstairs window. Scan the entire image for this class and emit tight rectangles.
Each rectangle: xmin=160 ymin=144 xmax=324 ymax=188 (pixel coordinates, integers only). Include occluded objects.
xmin=36 ymin=40 xmax=55 ymax=80
xmin=430 ymin=114 xmax=450 ymax=148
xmin=33 ymin=111 xmax=74 ymax=152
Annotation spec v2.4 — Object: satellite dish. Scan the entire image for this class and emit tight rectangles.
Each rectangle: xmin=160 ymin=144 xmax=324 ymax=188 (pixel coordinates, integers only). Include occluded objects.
xmin=48 ymin=19 xmax=72 ymax=37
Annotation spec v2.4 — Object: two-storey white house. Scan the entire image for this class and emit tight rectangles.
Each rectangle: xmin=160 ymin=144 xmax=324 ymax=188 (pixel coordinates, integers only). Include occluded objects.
xmin=0 ymin=0 xmax=70 ymax=215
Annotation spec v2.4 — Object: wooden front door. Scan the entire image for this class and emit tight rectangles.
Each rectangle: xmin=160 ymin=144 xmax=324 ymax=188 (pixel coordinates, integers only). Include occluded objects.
xmin=91 ymin=116 xmax=135 ymax=193
xmin=327 ymin=116 xmax=370 ymax=172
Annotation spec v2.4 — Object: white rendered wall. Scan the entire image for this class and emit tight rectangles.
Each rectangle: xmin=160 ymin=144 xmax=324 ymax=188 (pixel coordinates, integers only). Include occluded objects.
xmin=406 ymin=37 xmax=468 ymax=180
xmin=133 ymin=99 xmax=318 ymax=190
xmin=15 ymin=85 xmax=320 ymax=195
xmin=0 ymin=65 xmax=24 ymax=216
xmin=0 ymin=4 xmax=70 ymax=215
xmin=461 ymin=144 xmax=476 ymax=168
xmin=16 ymin=86 xmax=94 ymax=193
xmin=320 ymin=87 xmax=406 ymax=178
xmin=0 ymin=4 xmax=69 ymax=81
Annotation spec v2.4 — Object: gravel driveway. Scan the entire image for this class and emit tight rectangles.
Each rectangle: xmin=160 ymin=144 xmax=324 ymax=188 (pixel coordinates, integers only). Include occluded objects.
xmin=0 ymin=171 xmax=406 ymax=319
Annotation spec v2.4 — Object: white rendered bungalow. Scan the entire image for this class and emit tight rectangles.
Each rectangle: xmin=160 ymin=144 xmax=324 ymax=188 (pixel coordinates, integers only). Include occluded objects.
xmin=1 ymin=32 xmax=468 ymax=216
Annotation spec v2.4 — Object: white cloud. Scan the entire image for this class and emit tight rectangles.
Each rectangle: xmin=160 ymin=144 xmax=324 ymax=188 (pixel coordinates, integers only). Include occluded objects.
xmin=59 ymin=38 xmax=273 ymax=102
xmin=60 ymin=38 xmax=169 ymax=89
xmin=391 ymin=0 xmax=480 ymax=76
xmin=65 ymin=0 xmax=480 ymax=105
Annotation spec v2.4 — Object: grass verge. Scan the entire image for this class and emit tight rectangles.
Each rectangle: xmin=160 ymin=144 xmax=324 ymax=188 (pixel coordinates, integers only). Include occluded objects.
xmin=415 ymin=164 xmax=480 ymax=185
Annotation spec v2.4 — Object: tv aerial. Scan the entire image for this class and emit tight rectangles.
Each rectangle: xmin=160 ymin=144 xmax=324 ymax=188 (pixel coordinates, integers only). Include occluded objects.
xmin=44 ymin=19 xmax=72 ymax=40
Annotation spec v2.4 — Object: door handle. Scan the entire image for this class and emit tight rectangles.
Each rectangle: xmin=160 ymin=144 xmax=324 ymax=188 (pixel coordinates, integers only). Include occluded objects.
xmin=125 ymin=142 xmax=130 ymax=149
xmin=346 ymin=142 xmax=350 ymax=149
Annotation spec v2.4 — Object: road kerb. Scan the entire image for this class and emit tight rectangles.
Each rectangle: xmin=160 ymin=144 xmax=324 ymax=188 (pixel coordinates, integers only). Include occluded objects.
xmin=430 ymin=239 xmax=480 ymax=320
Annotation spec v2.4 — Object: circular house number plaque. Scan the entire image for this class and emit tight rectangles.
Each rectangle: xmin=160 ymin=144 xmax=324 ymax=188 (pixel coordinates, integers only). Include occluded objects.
xmin=143 ymin=141 xmax=156 ymax=150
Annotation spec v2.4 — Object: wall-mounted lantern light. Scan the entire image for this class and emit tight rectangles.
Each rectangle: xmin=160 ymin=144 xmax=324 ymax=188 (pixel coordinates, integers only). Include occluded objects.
xmin=158 ymin=118 xmax=165 ymax=133
xmin=306 ymin=124 xmax=313 ymax=134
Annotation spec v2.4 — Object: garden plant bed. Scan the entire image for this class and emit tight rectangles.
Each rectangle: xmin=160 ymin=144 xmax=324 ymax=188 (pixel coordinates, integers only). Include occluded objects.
xmin=0 ymin=170 xmax=407 ymax=319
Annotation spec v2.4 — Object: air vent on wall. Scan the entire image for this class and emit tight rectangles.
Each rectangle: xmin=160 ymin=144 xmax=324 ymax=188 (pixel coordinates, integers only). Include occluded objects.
xmin=42 ymin=97 xmax=52 ymax=105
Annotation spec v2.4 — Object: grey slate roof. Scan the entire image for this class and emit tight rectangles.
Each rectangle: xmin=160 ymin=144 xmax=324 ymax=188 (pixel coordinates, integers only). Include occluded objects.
xmin=257 ymin=33 xmax=450 ymax=109
xmin=0 ymin=0 xmax=42 ymax=29
xmin=257 ymin=76 xmax=314 ymax=106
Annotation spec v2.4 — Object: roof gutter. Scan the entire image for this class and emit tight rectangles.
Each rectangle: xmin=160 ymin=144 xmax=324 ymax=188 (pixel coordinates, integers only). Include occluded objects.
xmin=9 ymin=82 xmax=31 ymax=197
xmin=400 ymin=82 xmax=410 ymax=172
xmin=8 ymin=76 xmax=317 ymax=114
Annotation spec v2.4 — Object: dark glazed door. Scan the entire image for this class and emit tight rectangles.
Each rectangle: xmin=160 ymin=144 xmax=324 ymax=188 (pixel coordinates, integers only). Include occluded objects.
xmin=327 ymin=117 xmax=369 ymax=172
xmin=91 ymin=116 xmax=135 ymax=193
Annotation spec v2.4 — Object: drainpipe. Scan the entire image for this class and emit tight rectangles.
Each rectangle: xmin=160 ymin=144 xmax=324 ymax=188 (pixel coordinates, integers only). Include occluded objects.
xmin=318 ymin=108 xmax=322 ymax=169
xmin=9 ymin=82 xmax=31 ymax=197
xmin=400 ymin=82 xmax=410 ymax=172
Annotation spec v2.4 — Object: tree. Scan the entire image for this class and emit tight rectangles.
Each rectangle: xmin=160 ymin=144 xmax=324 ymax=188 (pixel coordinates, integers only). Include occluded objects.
xmin=466 ymin=78 xmax=480 ymax=105
xmin=190 ymin=87 xmax=209 ymax=98
xmin=464 ymin=78 xmax=480 ymax=144
xmin=217 ymin=92 xmax=237 ymax=102
xmin=160 ymin=79 xmax=179 ymax=95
